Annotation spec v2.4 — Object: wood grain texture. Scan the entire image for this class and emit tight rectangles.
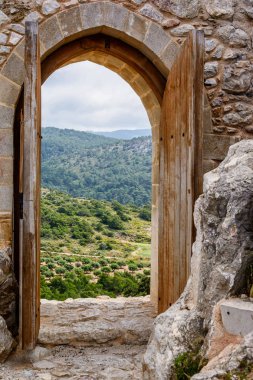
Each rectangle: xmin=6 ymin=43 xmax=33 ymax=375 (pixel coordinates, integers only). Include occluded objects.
xmin=22 ymin=20 xmax=41 ymax=350
xmin=158 ymin=30 xmax=204 ymax=313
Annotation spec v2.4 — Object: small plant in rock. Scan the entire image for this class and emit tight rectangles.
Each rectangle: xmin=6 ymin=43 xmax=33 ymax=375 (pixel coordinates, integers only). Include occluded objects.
xmin=174 ymin=341 xmax=207 ymax=380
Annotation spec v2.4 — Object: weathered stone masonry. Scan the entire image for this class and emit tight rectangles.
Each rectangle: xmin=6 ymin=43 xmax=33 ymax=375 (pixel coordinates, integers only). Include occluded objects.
xmin=0 ymin=0 xmax=252 ymax=336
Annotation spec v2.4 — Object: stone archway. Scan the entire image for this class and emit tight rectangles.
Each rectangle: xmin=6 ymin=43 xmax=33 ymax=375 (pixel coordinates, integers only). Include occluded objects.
xmin=0 ymin=1 xmax=206 ymax=348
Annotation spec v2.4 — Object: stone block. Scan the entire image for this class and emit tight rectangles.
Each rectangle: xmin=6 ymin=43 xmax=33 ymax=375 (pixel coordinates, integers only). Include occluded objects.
xmin=125 ymin=13 xmax=150 ymax=46
xmin=131 ymin=75 xmax=151 ymax=98
xmin=57 ymin=6 xmax=82 ymax=39
xmin=203 ymin=134 xmax=240 ymax=161
xmin=38 ymin=297 xmax=156 ymax=346
xmin=1 ymin=53 xmax=24 ymax=86
xmin=0 ymin=75 xmax=20 ymax=107
xmin=103 ymin=55 xmax=123 ymax=72
xmin=0 ymin=129 xmax=13 ymax=156
xmin=0 ymin=186 xmax=12 ymax=212
xmin=159 ymin=39 xmax=180 ymax=72
xmin=119 ymin=65 xmax=138 ymax=85
xmin=103 ymin=2 xmax=129 ymax=32
xmin=39 ymin=16 xmax=64 ymax=56
xmin=141 ymin=92 xmax=159 ymax=112
xmin=80 ymin=2 xmax=105 ymax=31
xmin=13 ymin=39 xmax=25 ymax=60
xmin=0 ymin=158 xmax=12 ymax=185
xmin=144 ymin=23 xmax=171 ymax=58
xmin=220 ymin=299 xmax=253 ymax=337
xmin=139 ymin=3 xmax=164 ymax=23
xmin=0 ymin=105 xmax=14 ymax=129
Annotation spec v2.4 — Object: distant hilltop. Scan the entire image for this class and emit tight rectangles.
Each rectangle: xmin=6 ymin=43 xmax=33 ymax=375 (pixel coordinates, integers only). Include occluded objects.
xmin=43 ymin=127 xmax=152 ymax=140
xmin=89 ymin=129 xmax=151 ymax=140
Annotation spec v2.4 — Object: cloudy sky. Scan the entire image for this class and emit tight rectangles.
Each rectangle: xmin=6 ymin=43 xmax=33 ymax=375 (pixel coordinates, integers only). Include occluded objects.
xmin=42 ymin=61 xmax=150 ymax=132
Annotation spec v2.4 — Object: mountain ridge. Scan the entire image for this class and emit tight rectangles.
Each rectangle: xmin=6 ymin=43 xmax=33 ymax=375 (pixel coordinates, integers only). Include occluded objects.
xmin=42 ymin=127 xmax=152 ymax=206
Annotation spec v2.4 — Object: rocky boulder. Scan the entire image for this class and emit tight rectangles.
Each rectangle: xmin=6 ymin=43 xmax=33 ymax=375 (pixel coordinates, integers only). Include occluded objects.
xmin=0 ymin=316 xmax=15 ymax=363
xmin=143 ymin=140 xmax=253 ymax=379
xmin=0 ymin=247 xmax=18 ymax=334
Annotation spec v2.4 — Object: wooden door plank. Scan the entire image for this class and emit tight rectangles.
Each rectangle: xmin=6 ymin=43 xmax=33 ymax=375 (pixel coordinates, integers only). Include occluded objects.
xmin=22 ymin=20 xmax=41 ymax=350
xmin=158 ymin=31 xmax=204 ymax=313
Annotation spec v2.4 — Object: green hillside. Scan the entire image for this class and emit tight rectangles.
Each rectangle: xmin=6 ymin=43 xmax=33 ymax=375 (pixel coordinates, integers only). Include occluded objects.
xmin=42 ymin=127 xmax=152 ymax=206
xmin=41 ymin=189 xmax=151 ymax=300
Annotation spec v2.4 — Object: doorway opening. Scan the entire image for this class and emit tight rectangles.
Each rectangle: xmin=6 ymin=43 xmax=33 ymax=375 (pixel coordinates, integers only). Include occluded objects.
xmin=40 ymin=60 xmax=153 ymax=301
xmin=13 ymin=25 xmax=204 ymax=349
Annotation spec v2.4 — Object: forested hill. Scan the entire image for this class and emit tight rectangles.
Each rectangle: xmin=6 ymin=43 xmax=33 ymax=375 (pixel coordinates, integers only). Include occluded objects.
xmin=42 ymin=127 xmax=152 ymax=206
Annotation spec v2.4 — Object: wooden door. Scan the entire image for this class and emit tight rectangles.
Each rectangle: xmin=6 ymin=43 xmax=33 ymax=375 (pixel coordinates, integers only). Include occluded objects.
xmin=158 ymin=30 xmax=204 ymax=314
xmin=21 ymin=20 xmax=41 ymax=350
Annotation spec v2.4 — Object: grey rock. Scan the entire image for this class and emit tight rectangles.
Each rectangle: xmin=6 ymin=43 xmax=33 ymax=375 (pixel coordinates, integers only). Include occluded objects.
xmin=132 ymin=0 xmax=145 ymax=4
xmin=204 ymin=78 xmax=218 ymax=88
xmin=0 ymin=33 xmax=7 ymax=44
xmin=10 ymin=24 xmax=25 ymax=34
xmin=170 ymin=23 xmax=194 ymax=36
xmin=143 ymin=299 xmax=204 ymax=379
xmin=223 ymin=48 xmax=242 ymax=60
xmin=21 ymin=11 xmax=43 ymax=24
xmin=211 ymin=45 xmax=224 ymax=60
xmin=41 ymin=0 xmax=60 ymax=15
xmin=139 ymin=4 xmax=164 ymax=22
xmin=230 ymin=28 xmax=250 ymax=48
xmin=25 ymin=346 xmax=50 ymax=363
xmin=223 ymin=111 xmax=253 ymax=126
xmin=217 ymin=25 xmax=250 ymax=47
xmin=0 ymin=248 xmax=17 ymax=333
xmin=216 ymin=25 xmax=235 ymax=43
xmin=205 ymin=39 xmax=218 ymax=53
xmin=245 ymin=7 xmax=253 ymax=18
xmin=153 ymin=0 xmax=200 ymax=19
xmin=0 ymin=316 xmax=14 ymax=363
xmin=222 ymin=65 xmax=252 ymax=94
xmin=33 ymin=360 xmax=56 ymax=370
xmin=205 ymin=0 xmax=235 ymax=19
xmin=9 ymin=32 xmax=22 ymax=45
xmin=0 ymin=45 xmax=11 ymax=54
xmin=204 ymin=62 xmax=219 ymax=78
xmin=161 ymin=18 xmax=180 ymax=28
xmin=0 ymin=11 xmax=10 ymax=27
xmin=193 ymin=140 xmax=253 ymax=320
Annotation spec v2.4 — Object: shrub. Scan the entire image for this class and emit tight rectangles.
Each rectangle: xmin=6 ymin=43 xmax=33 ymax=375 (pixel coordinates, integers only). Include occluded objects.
xmin=128 ymin=264 xmax=138 ymax=272
xmin=101 ymin=266 xmax=111 ymax=273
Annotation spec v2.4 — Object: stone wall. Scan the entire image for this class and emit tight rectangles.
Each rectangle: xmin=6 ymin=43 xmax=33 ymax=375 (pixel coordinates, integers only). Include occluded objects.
xmin=38 ymin=296 xmax=156 ymax=347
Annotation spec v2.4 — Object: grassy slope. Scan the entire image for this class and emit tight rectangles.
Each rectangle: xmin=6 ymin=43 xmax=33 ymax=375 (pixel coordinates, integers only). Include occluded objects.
xmin=40 ymin=189 xmax=151 ymax=299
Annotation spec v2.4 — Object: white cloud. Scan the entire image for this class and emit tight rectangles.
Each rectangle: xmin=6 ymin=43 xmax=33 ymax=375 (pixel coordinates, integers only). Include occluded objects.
xmin=42 ymin=61 xmax=150 ymax=132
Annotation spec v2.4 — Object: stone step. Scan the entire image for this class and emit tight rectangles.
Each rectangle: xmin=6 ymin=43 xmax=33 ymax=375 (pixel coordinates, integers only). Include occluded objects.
xmin=39 ymin=296 xmax=156 ymax=347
